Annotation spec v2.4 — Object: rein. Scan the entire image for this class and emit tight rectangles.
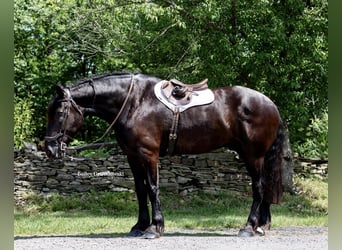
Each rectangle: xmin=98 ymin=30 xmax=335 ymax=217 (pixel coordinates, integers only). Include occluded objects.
xmin=46 ymin=74 xmax=135 ymax=159
xmin=92 ymin=73 xmax=135 ymax=143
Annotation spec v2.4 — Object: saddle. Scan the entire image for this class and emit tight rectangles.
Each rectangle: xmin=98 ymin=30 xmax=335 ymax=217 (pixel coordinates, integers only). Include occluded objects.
xmin=154 ymin=78 xmax=215 ymax=155
xmin=161 ymin=78 xmax=209 ymax=106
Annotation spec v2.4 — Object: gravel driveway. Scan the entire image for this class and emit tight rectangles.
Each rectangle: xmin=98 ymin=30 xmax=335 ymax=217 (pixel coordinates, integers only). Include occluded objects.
xmin=14 ymin=226 xmax=327 ymax=250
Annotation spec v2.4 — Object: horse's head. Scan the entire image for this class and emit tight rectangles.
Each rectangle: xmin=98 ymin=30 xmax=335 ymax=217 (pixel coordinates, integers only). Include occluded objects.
xmin=44 ymin=84 xmax=84 ymax=159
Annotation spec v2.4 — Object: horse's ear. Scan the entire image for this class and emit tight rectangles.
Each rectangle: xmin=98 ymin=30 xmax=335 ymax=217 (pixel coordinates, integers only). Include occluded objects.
xmin=56 ymin=83 xmax=65 ymax=97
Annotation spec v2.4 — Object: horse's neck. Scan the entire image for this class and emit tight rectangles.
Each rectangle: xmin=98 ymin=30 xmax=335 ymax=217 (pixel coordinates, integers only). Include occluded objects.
xmin=70 ymin=79 xmax=130 ymax=121
xmin=70 ymin=84 xmax=95 ymax=105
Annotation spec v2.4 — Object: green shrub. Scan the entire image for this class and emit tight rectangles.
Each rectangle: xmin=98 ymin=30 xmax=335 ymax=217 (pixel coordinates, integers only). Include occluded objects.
xmin=14 ymin=96 xmax=36 ymax=149
xmin=294 ymin=109 xmax=328 ymax=158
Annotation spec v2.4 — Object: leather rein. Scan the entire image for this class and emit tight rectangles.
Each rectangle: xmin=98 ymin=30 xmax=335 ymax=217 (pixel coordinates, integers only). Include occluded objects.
xmin=45 ymin=74 xmax=135 ymax=157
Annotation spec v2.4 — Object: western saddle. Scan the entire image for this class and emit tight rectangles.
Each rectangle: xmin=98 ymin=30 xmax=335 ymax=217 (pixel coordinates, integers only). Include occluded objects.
xmin=161 ymin=78 xmax=209 ymax=106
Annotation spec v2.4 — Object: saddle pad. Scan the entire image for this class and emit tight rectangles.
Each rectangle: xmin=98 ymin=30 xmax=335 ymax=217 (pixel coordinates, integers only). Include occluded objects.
xmin=154 ymin=80 xmax=215 ymax=112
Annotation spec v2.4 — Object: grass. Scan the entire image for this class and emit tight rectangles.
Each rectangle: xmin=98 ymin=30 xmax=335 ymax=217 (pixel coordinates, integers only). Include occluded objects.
xmin=14 ymin=176 xmax=328 ymax=236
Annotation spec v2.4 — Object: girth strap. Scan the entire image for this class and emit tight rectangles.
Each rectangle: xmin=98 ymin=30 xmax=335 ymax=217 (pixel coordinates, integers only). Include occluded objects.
xmin=168 ymin=107 xmax=180 ymax=155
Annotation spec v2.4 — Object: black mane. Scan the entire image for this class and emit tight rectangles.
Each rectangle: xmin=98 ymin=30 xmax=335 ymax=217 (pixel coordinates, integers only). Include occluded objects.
xmin=69 ymin=71 xmax=136 ymax=88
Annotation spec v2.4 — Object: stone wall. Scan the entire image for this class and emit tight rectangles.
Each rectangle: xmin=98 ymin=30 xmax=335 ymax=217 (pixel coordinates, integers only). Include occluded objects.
xmin=14 ymin=146 xmax=328 ymax=206
xmin=293 ymin=157 xmax=328 ymax=179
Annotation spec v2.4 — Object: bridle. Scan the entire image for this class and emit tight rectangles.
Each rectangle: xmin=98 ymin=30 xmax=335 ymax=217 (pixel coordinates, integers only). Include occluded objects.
xmin=44 ymin=87 xmax=84 ymax=157
xmin=45 ymin=74 xmax=135 ymax=158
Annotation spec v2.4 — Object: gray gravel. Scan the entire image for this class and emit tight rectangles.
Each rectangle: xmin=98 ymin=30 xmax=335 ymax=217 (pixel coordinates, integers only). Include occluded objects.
xmin=14 ymin=226 xmax=327 ymax=250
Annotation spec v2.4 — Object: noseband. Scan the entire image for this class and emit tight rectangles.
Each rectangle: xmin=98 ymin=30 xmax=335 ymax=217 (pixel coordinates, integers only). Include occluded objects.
xmin=44 ymin=88 xmax=83 ymax=157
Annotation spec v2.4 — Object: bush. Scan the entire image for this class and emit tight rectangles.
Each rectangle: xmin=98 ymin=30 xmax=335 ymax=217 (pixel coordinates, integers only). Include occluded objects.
xmin=14 ymin=96 xmax=37 ymax=149
xmin=294 ymin=109 xmax=328 ymax=158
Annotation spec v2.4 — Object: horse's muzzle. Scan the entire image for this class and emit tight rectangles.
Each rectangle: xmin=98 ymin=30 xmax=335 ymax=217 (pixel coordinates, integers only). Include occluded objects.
xmin=44 ymin=140 xmax=64 ymax=159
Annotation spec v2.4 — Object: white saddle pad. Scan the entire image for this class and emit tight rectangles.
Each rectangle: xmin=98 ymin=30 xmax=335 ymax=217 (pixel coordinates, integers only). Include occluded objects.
xmin=154 ymin=80 xmax=215 ymax=112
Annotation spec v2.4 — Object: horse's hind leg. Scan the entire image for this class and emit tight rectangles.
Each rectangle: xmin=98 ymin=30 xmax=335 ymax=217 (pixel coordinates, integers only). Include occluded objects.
xmin=238 ymin=157 xmax=267 ymax=237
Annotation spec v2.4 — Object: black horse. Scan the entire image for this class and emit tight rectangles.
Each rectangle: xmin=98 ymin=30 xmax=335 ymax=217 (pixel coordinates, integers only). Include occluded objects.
xmin=44 ymin=72 xmax=284 ymax=238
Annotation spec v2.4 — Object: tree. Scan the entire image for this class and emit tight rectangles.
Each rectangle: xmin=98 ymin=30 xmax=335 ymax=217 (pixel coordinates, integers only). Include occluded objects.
xmin=14 ymin=0 xmax=328 ymax=158
xmin=14 ymin=0 xmax=78 ymax=140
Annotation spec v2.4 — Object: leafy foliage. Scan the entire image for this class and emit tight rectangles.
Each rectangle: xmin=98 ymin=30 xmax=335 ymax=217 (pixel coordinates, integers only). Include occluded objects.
xmin=14 ymin=96 xmax=36 ymax=148
xmin=295 ymin=109 xmax=328 ymax=158
xmin=14 ymin=0 xmax=328 ymax=158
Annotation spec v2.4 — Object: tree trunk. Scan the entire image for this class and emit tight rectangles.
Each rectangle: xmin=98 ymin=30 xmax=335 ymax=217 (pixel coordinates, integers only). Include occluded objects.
xmin=282 ymin=122 xmax=294 ymax=193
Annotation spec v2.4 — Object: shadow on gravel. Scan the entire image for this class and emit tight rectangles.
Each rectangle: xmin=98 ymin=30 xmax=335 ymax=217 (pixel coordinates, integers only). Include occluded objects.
xmin=14 ymin=231 xmax=237 ymax=240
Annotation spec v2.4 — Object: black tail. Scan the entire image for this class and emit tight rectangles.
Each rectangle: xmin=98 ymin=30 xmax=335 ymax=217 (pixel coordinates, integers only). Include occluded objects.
xmin=264 ymin=120 xmax=285 ymax=204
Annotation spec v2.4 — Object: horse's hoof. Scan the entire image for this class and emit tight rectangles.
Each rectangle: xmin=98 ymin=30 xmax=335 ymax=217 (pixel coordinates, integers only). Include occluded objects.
xmin=142 ymin=231 xmax=160 ymax=239
xmin=237 ymin=227 xmax=255 ymax=237
xmin=141 ymin=225 xmax=162 ymax=239
xmin=127 ymin=229 xmax=145 ymax=237
xmin=238 ymin=229 xmax=254 ymax=237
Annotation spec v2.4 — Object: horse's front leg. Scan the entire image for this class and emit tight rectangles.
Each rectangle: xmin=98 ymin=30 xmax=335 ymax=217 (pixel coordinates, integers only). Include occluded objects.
xmin=127 ymin=156 xmax=150 ymax=237
xmin=139 ymin=148 xmax=164 ymax=239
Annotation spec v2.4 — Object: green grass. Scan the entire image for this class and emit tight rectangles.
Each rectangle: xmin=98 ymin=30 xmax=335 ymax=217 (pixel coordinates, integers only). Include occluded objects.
xmin=14 ymin=176 xmax=327 ymax=236
xmin=15 ymin=212 xmax=136 ymax=235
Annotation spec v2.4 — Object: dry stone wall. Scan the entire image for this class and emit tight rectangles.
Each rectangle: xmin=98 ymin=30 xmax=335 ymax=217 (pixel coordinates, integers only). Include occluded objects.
xmin=14 ymin=146 xmax=327 ymax=206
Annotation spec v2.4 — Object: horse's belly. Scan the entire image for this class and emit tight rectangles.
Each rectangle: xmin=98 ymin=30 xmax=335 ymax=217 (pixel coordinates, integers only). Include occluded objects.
xmin=173 ymin=131 xmax=230 ymax=154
